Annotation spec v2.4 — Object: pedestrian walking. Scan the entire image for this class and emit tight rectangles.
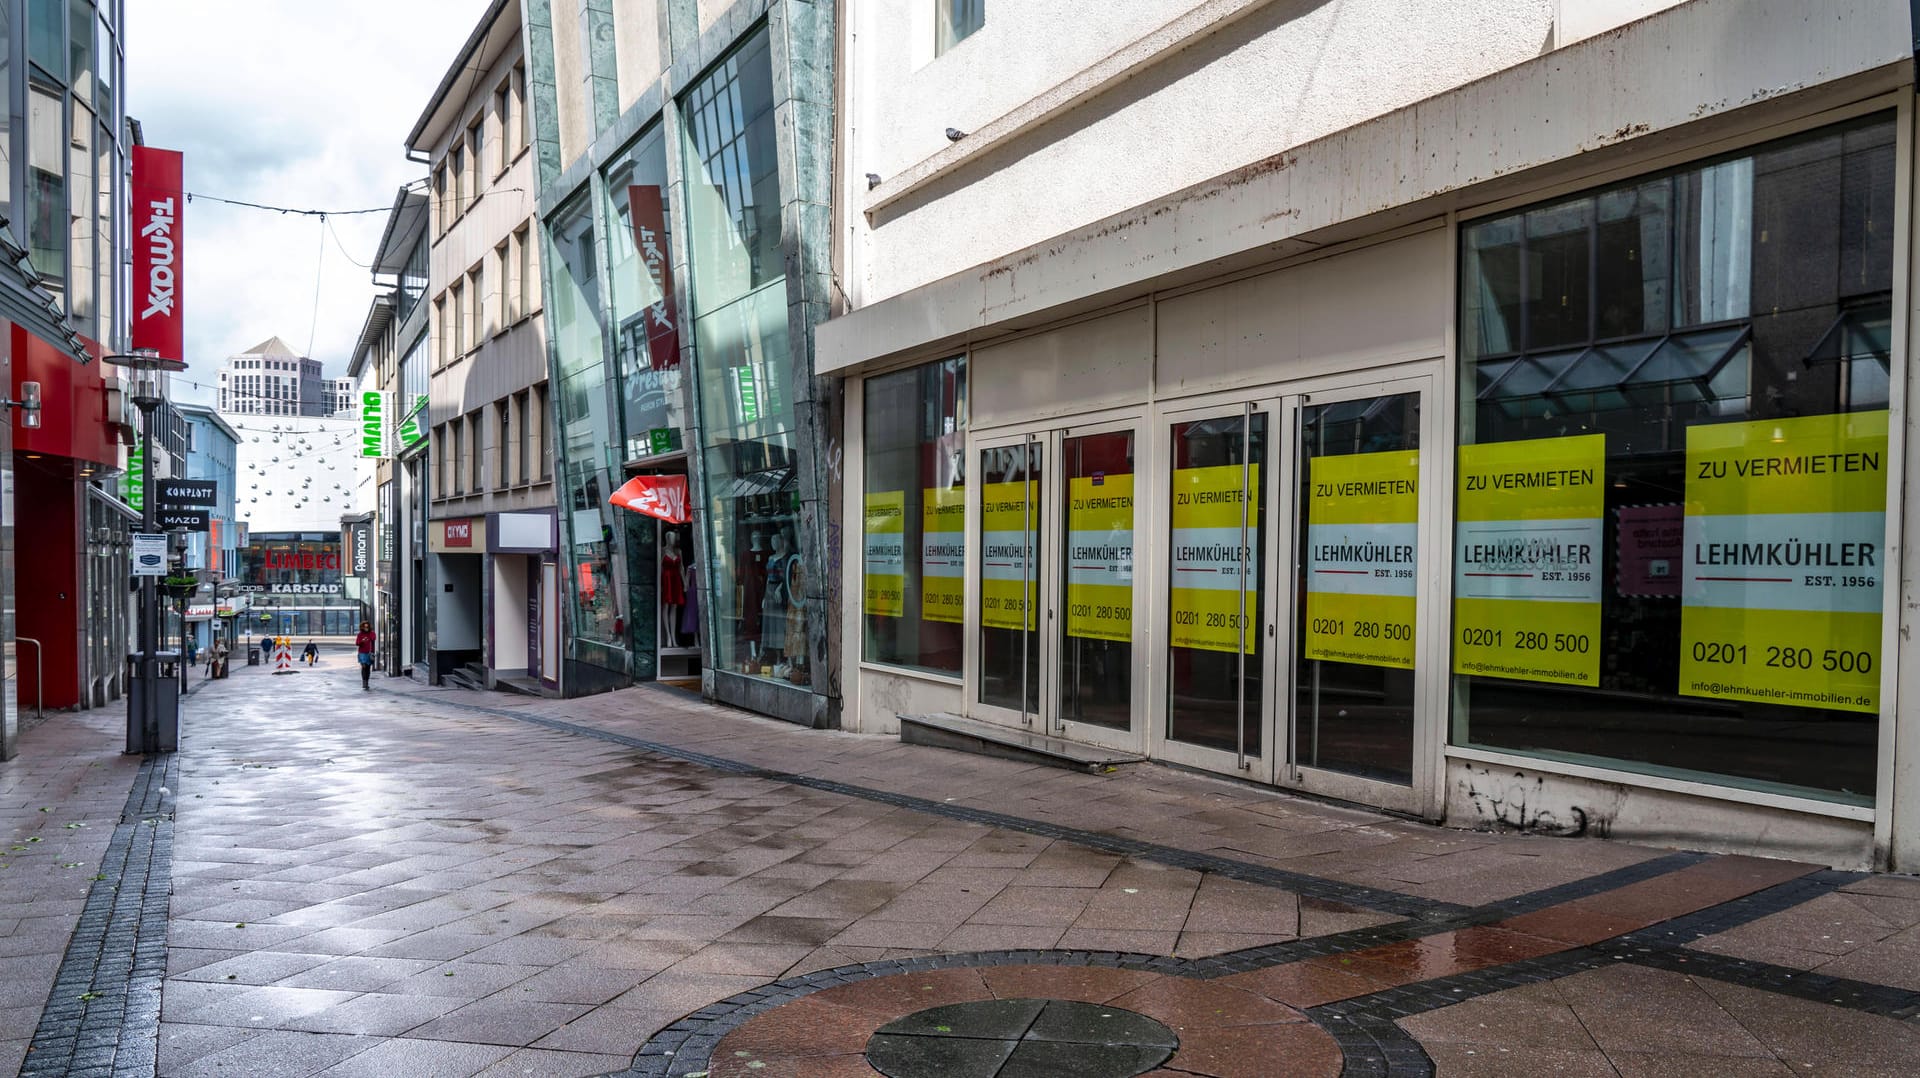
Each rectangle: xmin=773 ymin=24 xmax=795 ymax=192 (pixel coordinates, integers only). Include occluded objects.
xmin=302 ymin=640 xmax=319 ymax=666
xmin=355 ymin=621 xmax=376 ymax=690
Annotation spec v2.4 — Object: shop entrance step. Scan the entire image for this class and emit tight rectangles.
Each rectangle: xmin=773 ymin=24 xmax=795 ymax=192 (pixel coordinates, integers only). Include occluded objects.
xmin=496 ymin=676 xmax=544 ymax=697
xmin=898 ymin=713 xmax=1143 ymax=773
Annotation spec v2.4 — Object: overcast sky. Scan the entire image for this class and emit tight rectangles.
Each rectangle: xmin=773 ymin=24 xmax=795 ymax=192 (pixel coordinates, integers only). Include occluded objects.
xmin=126 ymin=1 xmax=491 ymax=407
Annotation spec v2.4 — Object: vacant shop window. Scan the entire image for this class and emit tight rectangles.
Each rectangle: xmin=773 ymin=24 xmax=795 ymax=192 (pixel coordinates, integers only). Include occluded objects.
xmin=1454 ymin=112 xmax=1895 ymax=805
xmin=863 ymin=357 xmax=967 ymax=675
xmin=936 ymin=0 xmax=984 ymax=55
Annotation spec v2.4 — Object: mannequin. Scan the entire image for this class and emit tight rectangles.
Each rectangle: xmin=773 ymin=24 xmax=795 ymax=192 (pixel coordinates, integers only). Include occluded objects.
xmin=761 ymin=529 xmax=790 ymax=669
xmin=659 ymin=529 xmax=685 ymax=647
xmin=737 ymin=528 xmax=768 ymax=666
xmin=783 ymin=550 xmax=807 ymax=681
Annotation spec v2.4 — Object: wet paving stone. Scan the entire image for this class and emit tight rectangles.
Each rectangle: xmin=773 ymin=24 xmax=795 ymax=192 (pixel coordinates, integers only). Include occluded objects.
xmin=865 ymin=999 xmax=1176 ymax=1078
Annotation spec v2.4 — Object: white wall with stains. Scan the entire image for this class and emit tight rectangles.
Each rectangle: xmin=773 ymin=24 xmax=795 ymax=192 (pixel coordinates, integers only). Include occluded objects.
xmin=844 ymin=0 xmax=1590 ymax=304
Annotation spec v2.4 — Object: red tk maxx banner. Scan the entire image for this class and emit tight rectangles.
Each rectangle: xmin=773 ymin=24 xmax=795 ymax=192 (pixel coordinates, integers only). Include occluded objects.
xmin=609 ymin=475 xmax=690 ymax=524
xmin=626 ymin=186 xmax=679 ymax=371
xmin=132 ymin=147 xmax=185 ymax=360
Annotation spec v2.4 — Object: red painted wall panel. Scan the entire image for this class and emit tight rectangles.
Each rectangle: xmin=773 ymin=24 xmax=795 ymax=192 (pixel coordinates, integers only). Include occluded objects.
xmin=14 ymin=461 xmax=84 ymax=710
xmin=11 ymin=328 xmax=117 ymax=467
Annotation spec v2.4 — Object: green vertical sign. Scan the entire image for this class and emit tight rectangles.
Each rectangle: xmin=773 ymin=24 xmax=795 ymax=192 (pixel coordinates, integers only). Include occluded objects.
xmin=398 ymin=393 xmax=429 ymax=448
xmin=732 ymin=366 xmax=759 ymax=424
xmin=360 ymin=390 xmax=388 ymax=458
xmin=123 ymin=440 xmax=145 ymax=511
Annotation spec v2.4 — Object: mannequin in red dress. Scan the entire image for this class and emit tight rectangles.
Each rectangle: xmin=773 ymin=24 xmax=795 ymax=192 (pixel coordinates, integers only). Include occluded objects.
xmin=660 ymin=529 xmax=686 ymax=647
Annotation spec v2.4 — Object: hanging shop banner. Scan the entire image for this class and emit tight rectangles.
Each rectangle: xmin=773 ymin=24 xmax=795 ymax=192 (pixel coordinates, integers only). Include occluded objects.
xmin=1066 ymin=473 xmax=1134 ymax=642
xmin=921 ymin=485 xmax=965 ymax=624
xmin=1304 ymin=450 xmax=1418 ymax=669
xmin=608 ymin=474 xmax=689 ymax=524
xmin=626 ymin=186 xmax=681 ymax=371
xmin=1453 ymin=434 xmax=1605 ymax=686
xmin=1169 ymin=463 xmax=1258 ymax=654
xmin=863 ymin=490 xmax=906 ymax=617
xmin=360 ymin=391 xmax=389 ymax=458
xmin=980 ymin=480 xmax=1038 ymax=631
xmin=1679 ymin=411 xmax=1888 ymax=714
xmin=131 ymin=146 xmax=185 ymax=361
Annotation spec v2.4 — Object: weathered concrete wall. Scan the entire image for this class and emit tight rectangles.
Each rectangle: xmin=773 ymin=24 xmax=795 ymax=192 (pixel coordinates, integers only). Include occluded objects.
xmin=846 ymin=0 xmax=1559 ymax=304
xmin=1445 ymin=758 xmax=1874 ymax=868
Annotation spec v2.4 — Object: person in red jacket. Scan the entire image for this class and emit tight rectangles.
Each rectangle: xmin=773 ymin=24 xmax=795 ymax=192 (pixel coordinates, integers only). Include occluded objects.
xmin=355 ymin=621 xmax=376 ymax=690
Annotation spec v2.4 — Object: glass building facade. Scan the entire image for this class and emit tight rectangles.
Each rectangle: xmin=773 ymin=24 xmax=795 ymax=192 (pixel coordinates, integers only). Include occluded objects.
xmin=531 ymin=4 xmax=836 ymax=718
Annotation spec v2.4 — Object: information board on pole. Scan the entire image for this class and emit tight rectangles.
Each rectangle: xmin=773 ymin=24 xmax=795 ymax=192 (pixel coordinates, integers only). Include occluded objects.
xmin=1168 ymin=463 xmax=1258 ymax=654
xmin=920 ymin=485 xmax=965 ymax=624
xmin=1304 ymin=450 xmax=1418 ymax=669
xmin=862 ymin=490 xmax=905 ymax=617
xmin=132 ymin=533 xmax=167 ymax=577
xmin=1065 ymin=473 xmax=1133 ymax=642
xmin=1453 ymin=434 xmax=1605 ymax=686
xmin=980 ymin=481 xmax=1037 ymax=631
xmin=1678 ymin=411 xmax=1887 ymax=714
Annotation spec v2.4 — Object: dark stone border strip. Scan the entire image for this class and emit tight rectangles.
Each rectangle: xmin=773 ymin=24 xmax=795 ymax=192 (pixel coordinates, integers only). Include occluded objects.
xmin=20 ymin=753 xmax=176 ymax=1078
xmin=392 ymin=688 xmax=1460 ymax=919
xmin=1297 ymin=871 xmax=1920 ymax=1075
xmin=1197 ymin=850 xmax=1706 ymax=975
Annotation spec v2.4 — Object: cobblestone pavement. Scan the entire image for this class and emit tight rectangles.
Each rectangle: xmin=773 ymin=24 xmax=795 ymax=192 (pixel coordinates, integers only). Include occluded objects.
xmin=4 ymin=654 xmax=1919 ymax=1077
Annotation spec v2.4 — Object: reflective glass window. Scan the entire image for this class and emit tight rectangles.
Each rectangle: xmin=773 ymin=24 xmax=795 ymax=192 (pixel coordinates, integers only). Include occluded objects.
xmin=602 ymin=126 xmax=683 ymax=462
xmin=862 ymin=357 xmax=966 ymax=675
xmin=681 ymin=26 xmax=810 ymax=685
xmin=1453 ymin=113 xmax=1896 ymax=805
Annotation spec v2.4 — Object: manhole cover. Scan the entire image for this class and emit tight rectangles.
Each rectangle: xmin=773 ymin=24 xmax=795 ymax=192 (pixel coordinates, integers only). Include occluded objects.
xmin=866 ymin=997 xmax=1177 ymax=1078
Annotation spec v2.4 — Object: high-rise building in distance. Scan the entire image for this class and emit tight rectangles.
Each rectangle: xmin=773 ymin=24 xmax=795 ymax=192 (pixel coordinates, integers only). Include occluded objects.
xmin=216 ymin=336 xmax=350 ymax=417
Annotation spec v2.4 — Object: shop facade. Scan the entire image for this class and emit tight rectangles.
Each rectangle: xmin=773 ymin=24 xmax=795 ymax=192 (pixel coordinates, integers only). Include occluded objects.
xmin=525 ymin=0 xmax=838 ymax=721
xmin=826 ymin=1 xmax=1920 ymax=867
xmin=233 ymin=533 xmax=358 ymax=637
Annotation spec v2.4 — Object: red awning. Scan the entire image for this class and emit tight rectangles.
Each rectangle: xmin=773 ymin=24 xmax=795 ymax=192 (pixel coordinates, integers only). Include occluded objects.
xmin=609 ymin=474 xmax=690 ymax=524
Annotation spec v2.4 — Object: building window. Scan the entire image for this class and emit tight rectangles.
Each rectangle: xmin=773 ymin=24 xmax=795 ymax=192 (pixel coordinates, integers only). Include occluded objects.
xmin=495 ymin=239 xmax=511 ymax=331
xmin=469 ymin=411 xmax=484 ymax=492
xmin=433 ymin=294 xmax=448 ymax=367
xmin=603 ymin=124 xmax=678 ymax=461
xmin=495 ymin=78 xmax=515 ymax=174
xmin=863 ymin=357 xmax=967 ymax=674
xmin=1453 ymin=112 xmax=1896 ymax=807
xmin=467 ymin=115 xmax=485 ymax=195
xmin=496 ymin=401 xmax=512 ymax=488
xmin=433 ymin=165 xmax=447 ymax=234
xmin=515 ymin=389 xmax=532 ymax=485
xmin=536 ymin=381 xmax=552 ymax=480
xmin=469 ymin=263 xmax=486 ymax=342
xmin=516 ymin=223 xmax=537 ymax=315
xmin=936 ymin=0 xmax=984 ymax=55
xmin=513 ymin=63 xmax=528 ymax=155
xmin=435 ymin=424 xmax=450 ymax=494
xmin=451 ymin=145 xmax=467 ymax=217
xmin=450 ymin=280 xmax=466 ymax=358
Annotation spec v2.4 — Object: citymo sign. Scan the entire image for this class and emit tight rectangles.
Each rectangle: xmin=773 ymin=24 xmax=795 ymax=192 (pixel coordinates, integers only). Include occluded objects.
xmin=132 ymin=147 xmax=185 ymax=360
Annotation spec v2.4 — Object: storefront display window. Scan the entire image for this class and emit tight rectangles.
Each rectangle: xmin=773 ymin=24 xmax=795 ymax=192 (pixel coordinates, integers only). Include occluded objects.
xmin=1453 ymin=113 xmax=1895 ymax=805
xmin=682 ymin=25 xmax=811 ymax=687
xmin=546 ymin=191 xmax=627 ymax=669
xmin=862 ymin=357 xmax=965 ymax=675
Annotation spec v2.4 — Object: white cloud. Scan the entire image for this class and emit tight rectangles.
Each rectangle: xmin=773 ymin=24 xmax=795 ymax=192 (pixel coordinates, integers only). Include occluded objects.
xmin=127 ymin=1 xmax=491 ymax=406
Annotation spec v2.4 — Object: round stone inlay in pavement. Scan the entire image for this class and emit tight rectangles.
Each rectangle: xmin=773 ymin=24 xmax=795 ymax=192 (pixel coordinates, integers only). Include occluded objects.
xmin=865 ymin=997 xmax=1178 ymax=1078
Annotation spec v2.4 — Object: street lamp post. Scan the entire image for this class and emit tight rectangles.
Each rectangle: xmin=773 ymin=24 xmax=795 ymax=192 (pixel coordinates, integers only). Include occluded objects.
xmin=105 ymin=347 xmax=187 ymax=754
